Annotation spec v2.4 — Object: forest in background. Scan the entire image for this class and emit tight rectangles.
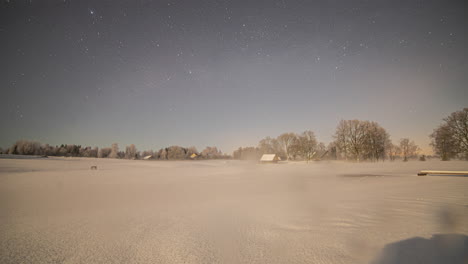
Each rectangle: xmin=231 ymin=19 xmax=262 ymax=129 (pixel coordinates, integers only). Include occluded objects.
xmin=1 ymin=108 xmax=467 ymax=162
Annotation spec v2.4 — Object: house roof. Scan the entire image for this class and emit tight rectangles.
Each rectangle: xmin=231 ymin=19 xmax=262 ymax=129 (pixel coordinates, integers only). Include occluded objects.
xmin=260 ymin=154 xmax=277 ymax=161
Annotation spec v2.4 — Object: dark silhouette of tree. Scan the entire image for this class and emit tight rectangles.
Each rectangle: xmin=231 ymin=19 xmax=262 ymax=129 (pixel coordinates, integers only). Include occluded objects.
xmin=431 ymin=108 xmax=468 ymax=160
xmin=430 ymin=123 xmax=458 ymax=160
xmin=399 ymin=138 xmax=419 ymax=162
xmin=333 ymin=120 xmax=390 ymax=161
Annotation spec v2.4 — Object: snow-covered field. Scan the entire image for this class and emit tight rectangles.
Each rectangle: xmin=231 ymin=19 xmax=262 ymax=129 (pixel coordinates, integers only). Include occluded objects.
xmin=1 ymin=157 xmax=467 ymax=264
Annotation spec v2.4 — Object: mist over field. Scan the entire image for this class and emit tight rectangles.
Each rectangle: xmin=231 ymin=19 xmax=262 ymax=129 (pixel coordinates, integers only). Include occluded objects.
xmin=1 ymin=157 xmax=467 ymax=263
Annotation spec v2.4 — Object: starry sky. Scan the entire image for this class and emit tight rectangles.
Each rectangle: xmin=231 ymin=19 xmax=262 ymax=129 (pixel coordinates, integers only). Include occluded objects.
xmin=1 ymin=0 xmax=466 ymax=154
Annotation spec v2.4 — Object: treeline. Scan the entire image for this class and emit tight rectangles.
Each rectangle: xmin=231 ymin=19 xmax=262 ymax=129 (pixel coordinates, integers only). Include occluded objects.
xmin=233 ymin=122 xmax=419 ymax=162
xmin=0 ymin=141 xmax=229 ymax=160
xmin=234 ymin=108 xmax=468 ymax=162
xmin=2 ymin=108 xmax=467 ymax=162
xmin=234 ymin=131 xmax=327 ymax=161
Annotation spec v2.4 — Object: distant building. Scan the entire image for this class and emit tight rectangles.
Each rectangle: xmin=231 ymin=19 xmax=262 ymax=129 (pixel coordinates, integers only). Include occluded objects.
xmin=143 ymin=155 xmax=153 ymax=160
xmin=260 ymin=154 xmax=280 ymax=163
xmin=190 ymin=153 xmax=198 ymax=159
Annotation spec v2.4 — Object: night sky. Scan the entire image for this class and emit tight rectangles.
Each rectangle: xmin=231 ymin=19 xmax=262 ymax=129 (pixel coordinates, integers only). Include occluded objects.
xmin=1 ymin=0 xmax=466 ymax=153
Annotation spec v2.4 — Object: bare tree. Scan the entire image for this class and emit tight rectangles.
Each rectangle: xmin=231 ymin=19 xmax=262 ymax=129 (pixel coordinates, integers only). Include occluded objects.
xmin=233 ymin=147 xmax=260 ymax=160
xmin=158 ymin=148 xmax=168 ymax=160
xmin=327 ymin=142 xmax=338 ymax=160
xmin=125 ymin=144 xmax=137 ymax=159
xmin=347 ymin=120 xmax=370 ymax=161
xmin=387 ymin=142 xmax=401 ymax=161
xmin=334 ymin=120 xmax=349 ymax=160
xmin=109 ymin=143 xmax=119 ymax=159
xmin=364 ymin=122 xmax=390 ymax=161
xmin=317 ymin=142 xmax=326 ymax=152
xmin=258 ymin=136 xmax=284 ymax=158
xmin=293 ymin=130 xmax=318 ymax=162
xmin=435 ymin=108 xmax=468 ymax=160
xmin=258 ymin=137 xmax=274 ymax=153
xmin=167 ymin=146 xmax=186 ymax=160
xmin=91 ymin=147 xmax=99 ymax=158
xmin=277 ymin=132 xmax=297 ymax=160
xmin=333 ymin=120 xmax=366 ymax=161
xmin=98 ymin=147 xmax=112 ymax=158
xmin=430 ymin=123 xmax=459 ymax=160
xmin=233 ymin=147 xmax=242 ymax=159
xmin=334 ymin=120 xmax=390 ymax=161
xmin=399 ymin=138 xmax=419 ymax=161
xmin=201 ymin=146 xmax=222 ymax=159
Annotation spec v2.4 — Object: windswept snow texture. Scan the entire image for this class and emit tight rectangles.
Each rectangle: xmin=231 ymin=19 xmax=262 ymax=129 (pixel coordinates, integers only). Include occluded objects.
xmin=1 ymin=158 xmax=467 ymax=264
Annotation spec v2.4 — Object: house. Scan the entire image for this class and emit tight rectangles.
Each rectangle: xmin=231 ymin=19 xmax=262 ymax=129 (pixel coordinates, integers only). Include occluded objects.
xmin=143 ymin=155 xmax=153 ymax=160
xmin=260 ymin=154 xmax=281 ymax=163
xmin=190 ymin=153 xmax=198 ymax=159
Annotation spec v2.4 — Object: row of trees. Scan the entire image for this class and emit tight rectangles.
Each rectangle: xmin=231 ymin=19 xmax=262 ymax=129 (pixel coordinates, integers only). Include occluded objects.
xmin=233 ymin=108 xmax=468 ymax=162
xmin=0 ymin=141 xmax=100 ymax=158
xmin=2 ymin=108 xmax=466 ymax=162
xmin=0 ymin=141 xmax=229 ymax=160
xmin=0 ymin=128 xmax=423 ymax=162
xmin=233 ymin=131 xmax=324 ymax=161
xmin=234 ymin=122 xmax=420 ymax=162
xmin=140 ymin=146 xmax=229 ymax=160
xmin=333 ymin=120 xmax=420 ymax=162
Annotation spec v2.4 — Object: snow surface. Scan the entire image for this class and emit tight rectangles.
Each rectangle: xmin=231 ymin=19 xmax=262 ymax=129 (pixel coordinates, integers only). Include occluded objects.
xmin=0 ymin=158 xmax=467 ymax=263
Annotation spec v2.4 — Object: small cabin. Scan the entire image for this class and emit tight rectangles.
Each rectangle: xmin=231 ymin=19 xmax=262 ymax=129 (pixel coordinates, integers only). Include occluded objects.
xmin=260 ymin=154 xmax=280 ymax=163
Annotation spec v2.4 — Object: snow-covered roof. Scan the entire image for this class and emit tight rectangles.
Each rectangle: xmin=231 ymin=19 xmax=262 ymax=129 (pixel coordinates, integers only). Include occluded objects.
xmin=260 ymin=154 xmax=278 ymax=161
